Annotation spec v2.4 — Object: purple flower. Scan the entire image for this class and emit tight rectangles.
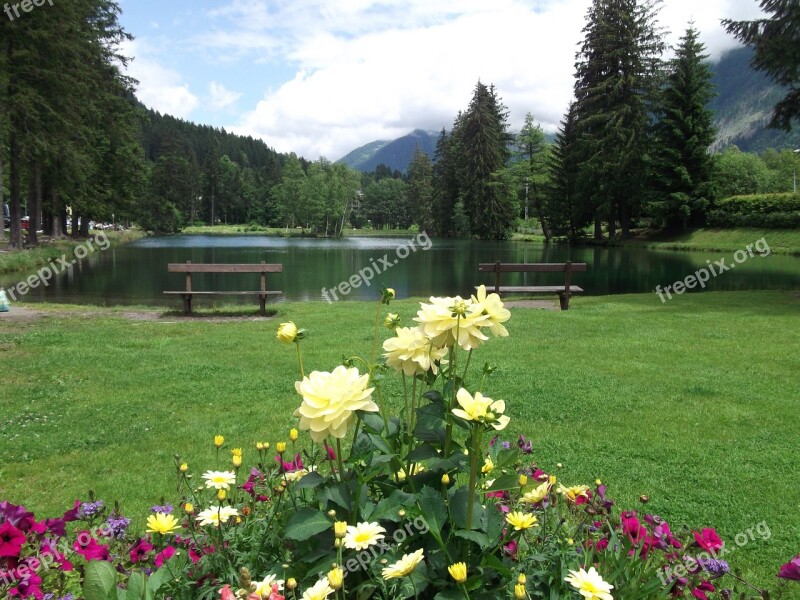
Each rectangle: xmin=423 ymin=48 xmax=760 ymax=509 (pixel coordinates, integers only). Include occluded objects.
xmin=778 ymin=555 xmax=800 ymax=580
xmin=104 ymin=514 xmax=130 ymax=539
xmin=80 ymin=501 xmax=104 ymax=517
xmin=501 ymin=441 xmax=511 ymax=450
xmin=149 ymin=504 xmax=173 ymax=515
xmin=698 ymin=558 xmax=730 ymax=578
xmin=517 ymin=434 xmax=532 ymax=454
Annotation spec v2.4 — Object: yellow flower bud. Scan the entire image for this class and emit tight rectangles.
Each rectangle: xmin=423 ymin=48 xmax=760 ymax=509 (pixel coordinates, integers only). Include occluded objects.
xmin=217 ymin=489 xmax=226 ymax=501
xmin=276 ymin=442 xmax=287 ymax=454
xmin=184 ymin=502 xmax=194 ymax=514
xmin=556 ymin=463 xmax=563 ymax=469
xmin=448 ymin=562 xmax=468 ymax=584
xmin=328 ymin=567 xmax=344 ymax=590
xmin=334 ymin=538 xmax=341 ymax=548
xmin=276 ymin=321 xmax=298 ymax=343
xmin=381 ymin=287 xmax=395 ymax=304
xmin=383 ymin=312 xmax=400 ymax=329
xmin=214 ymin=435 xmax=224 ymax=448
xmin=179 ymin=463 xmax=189 ymax=473
xmin=287 ymin=578 xmax=297 ymax=590
xmin=518 ymin=474 xmax=528 ymax=487
xmin=327 ymin=509 xmax=337 ymax=518
xmin=514 ymin=583 xmax=526 ymax=599
xmin=441 ymin=473 xmax=451 ymax=485
xmin=481 ymin=457 xmax=494 ymax=474
xmin=452 ymin=299 xmax=468 ymax=316
xmin=289 ymin=428 xmax=299 ymax=442
xmin=398 ymin=509 xmax=406 ymax=518
xmin=334 ymin=521 xmax=347 ymax=538
xmin=567 ymin=538 xmax=574 ymax=546
xmin=231 ymin=447 xmax=242 ymax=457
xmin=263 ymin=442 xmax=270 ymax=450
xmin=517 ymin=573 xmax=526 ymax=584
xmin=256 ymin=442 xmax=264 ymax=451
xmin=232 ymin=455 xmax=242 ymax=468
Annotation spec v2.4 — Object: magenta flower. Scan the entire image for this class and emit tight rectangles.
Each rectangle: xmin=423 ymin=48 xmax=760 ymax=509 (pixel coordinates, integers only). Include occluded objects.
xmin=778 ymin=555 xmax=800 ymax=580
xmin=73 ymin=532 xmax=109 ymax=561
xmin=129 ymin=539 xmax=154 ymax=563
xmin=155 ymin=545 xmax=176 ymax=567
xmin=7 ymin=571 xmax=43 ymax=600
xmin=0 ymin=522 xmax=26 ymax=557
xmin=0 ymin=502 xmax=35 ymax=532
xmin=693 ymin=528 xmax=723 ymax=554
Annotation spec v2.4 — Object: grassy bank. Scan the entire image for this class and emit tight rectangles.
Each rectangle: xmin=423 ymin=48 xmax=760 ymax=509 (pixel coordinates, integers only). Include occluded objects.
xmin=0 ymin=229 xmax=145 ymax=275
xmin=619 ymin=227 xmax=800 ymax=255
xmin=182 ymin=224 xmax=420 ymax=238
xmin=0 ymin=291 xmax=798 ymax=587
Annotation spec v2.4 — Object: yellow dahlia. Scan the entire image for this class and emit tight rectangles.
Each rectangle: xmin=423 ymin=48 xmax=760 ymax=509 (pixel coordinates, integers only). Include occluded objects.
xmin=470 ymin=284 xmax=511 ymax=337
xmin=343 ymin=521 xmax=386 ymax=551
xmin=452 ymin=388 xmax=510 ymax=430
xmin=564 ymin=566 xmax=614 ymax=600
xmin=382 ymin=549 xmax=424 ymax=579
xmin=145 ymin=513 xmax=181 ymax=535
xmin=293 ymin=365 xmax=378 ymax=442
xmin=414 ymin=295 xmax=489 ymax=350
xmin=383 ymin=326 xmax=448 ymax=376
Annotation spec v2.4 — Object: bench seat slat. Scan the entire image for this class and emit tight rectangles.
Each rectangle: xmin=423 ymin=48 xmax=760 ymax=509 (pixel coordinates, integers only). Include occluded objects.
xmin=479 ymin=263 xmax=587 ymax=273
xmin=167 ymin=263 xmax=283 ymax=273
xmin=496 ymin=285 xmax=584 ymax=294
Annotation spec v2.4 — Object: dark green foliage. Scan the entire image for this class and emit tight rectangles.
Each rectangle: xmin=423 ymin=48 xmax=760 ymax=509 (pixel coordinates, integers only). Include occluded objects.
xmin=723 ymin=0 xmax=800 ymax=131
xmin=432 ymin=128 xmax=458 ymax=237
xmin=406 ymin=146 xmax=435 ymax=232
xmin=572 ymin=0 xmax=666 ymax=238
xmin=547 ymin=103 xmax=590 ymax=238
xmin=360 ymin=178 xmax=410 ymax=229
xmin=650 ymin=26 xmax=717 ymax=230
xmin=707 ymin=192 xmax=800 ymax=228
xmin=711 ymin=147 xmax=774 ymax=197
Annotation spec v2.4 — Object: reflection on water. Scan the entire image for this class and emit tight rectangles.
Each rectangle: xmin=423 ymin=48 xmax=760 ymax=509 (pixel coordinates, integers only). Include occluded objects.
xmin=1 ymin=235 xmax=798 ymax=306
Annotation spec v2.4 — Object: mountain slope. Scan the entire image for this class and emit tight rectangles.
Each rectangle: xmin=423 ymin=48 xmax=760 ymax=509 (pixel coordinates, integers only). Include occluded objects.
xmin=338 ymin=129 xmax=438 ymax=173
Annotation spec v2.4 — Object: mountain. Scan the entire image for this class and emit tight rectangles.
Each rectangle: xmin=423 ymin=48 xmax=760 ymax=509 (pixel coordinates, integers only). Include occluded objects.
xmin=338 ymin=129 xmax=438 ymax=173
xmin=709 ymin=47 xmax=800 ymax=152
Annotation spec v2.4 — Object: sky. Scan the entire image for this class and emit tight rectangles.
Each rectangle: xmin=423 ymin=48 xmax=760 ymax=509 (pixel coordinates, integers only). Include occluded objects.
xmin=116 ymin=0 xmax=764 ymax=162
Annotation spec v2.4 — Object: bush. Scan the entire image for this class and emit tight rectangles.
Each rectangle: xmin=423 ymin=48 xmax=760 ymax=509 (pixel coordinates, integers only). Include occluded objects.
xmin=707 ymin=193 xmax=800 ymax=228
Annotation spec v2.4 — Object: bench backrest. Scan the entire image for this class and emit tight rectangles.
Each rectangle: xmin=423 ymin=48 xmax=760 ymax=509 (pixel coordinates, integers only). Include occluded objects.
xmin=478 ymin=262 xmax=587 ymax=293
xmin=167 ymin=261 xmax=282 ymax=292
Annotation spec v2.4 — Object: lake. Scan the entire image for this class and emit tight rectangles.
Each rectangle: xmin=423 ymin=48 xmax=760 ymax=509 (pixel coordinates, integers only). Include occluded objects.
xmin=2 ymin=234 xmax=799 ymax=306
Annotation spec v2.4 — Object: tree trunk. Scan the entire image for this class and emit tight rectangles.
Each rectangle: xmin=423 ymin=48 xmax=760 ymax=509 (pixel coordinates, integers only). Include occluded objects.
xmin=0 ymin=154 xmax=5 ymax=242
xmin=28 ymin=161 xmax=42 ymax=246
xmin=533 ymin=196 xmax=552 ymax=242
xmin=8 ymin=128 xmax=22 ymax=250
xmin=593 ymin=214 xmax=602 ymax=240
xmin=50 ymin=187 xmax=64 ymax=238
xmin=71 ymin=209 xmax=79 ymax=238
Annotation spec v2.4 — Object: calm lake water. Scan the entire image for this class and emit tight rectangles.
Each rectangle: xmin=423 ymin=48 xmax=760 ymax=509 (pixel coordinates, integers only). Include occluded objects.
xmin=2 ymin=234 xmax=799 ymax=306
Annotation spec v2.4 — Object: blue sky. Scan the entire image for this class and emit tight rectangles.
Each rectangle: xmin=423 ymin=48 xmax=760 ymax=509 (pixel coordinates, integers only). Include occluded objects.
xmin=116 ymin=0 xmax=763 ymax=161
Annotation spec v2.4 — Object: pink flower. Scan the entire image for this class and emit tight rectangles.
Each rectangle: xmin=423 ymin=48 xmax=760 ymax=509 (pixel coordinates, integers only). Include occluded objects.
xmin=268 ymin=583 xmax=285 ymax=600
xmin=130 ymin=539 xmax=154 ymax=563
xmin=0 ymin=522 xmax=26 ymax=557
xmin=73 ymin=532 xmax=109 ymax=561
xmin=778 ymin=555 xmax=800 ymax=580
xmin=8 ymin=571 xmax=43 ymax=600
xmin=220 ymin=585 xmax=236 ymax=600
xmin=155 ymin=545 xmax=176 ymax=567
xmin=503 ymin=539 xmax=518 ymax=559
xmin=693 ymin=528 xmax=723 ymax=555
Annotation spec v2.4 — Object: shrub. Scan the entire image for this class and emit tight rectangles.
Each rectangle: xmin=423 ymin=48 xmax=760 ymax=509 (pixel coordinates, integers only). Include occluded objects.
xmin=707 ymin=193 xmax=800 ymax=228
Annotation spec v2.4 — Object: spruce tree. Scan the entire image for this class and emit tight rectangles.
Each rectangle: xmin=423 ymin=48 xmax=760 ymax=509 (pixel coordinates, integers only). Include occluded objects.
xmin=547 ymin=103 xmax=588 ymax=239
xmin=650 ymin=25 xmax=716 ymax=230
xmin=406 ymin=146 xmax=434 ymax=233
xmin=573 ymin=0 xmax=666 ymax=238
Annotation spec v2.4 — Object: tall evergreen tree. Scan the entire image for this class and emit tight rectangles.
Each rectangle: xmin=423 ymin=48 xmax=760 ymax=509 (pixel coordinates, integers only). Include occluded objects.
xmin=407 ymin=146 xmax=435 ymax=233
xmin=454 ymin=81 xmax=516 ymax=239
xmin=723 ymin=0 xmax=800 ymax=130
xmin=431 ymin=128 xmax=458 ymax=237
xmin=573 ymin=0 xmax=666 ymax=238
xmin=547 ymin=103 xmax=587 ymax=238
xmin=512 ymin=113 xmax=552 ymax=241
xmin=650 ymin=25 xmax=717 ymax=230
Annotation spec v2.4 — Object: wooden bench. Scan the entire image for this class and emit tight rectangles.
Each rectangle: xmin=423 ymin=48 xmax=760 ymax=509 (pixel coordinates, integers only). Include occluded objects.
xmin=478 ymin=262 xmax=587 ymax=310
xmin=165 ymin=261 xmax=282 ymax=315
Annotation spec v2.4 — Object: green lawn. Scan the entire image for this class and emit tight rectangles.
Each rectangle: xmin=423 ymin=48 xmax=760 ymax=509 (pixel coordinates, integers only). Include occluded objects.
xmin=0 ymin=291 xmax=798 ymax=589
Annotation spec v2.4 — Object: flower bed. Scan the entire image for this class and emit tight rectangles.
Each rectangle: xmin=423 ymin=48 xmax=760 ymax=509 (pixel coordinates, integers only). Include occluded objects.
xmin=1 ymin=287 xmax=797 ymax=599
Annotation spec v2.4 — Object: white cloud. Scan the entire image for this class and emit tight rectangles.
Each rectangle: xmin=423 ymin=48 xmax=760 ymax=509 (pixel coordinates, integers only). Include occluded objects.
xmin=138 ymin=0 xmax=768 ymax=160
xmin=209 ymin=82 xmax=242 ymax=110
xmin=121 ymin=40 xmax=199 ymax=119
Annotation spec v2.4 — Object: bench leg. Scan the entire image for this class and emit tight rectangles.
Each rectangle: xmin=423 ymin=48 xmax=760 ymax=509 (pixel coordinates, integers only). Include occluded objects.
xmin=558 ymin=292 xmax=570 ymax=311
xmin=259 ymin=295 xmax=266 ymax=316
xmin=182 ymin=294 xmax=192 ymax=315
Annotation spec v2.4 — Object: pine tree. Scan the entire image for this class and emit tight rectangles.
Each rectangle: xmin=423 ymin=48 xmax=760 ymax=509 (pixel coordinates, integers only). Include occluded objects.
xmin=513 ymin=113 xmax=552 ymax=241
xmin=573 ymin=0 xmax=666 ymax=238
xmin=406 ymin=146 xmax=434 ymax=233
xmin=432 ymin=128 xmax=458 ymax=237
xmin=723 ymin=0 xmax=800 ymax=130
xmin=547 ymin=103 xmax=588 ymax=238
xmin=650 ymin=25 xmax=716 ymax=230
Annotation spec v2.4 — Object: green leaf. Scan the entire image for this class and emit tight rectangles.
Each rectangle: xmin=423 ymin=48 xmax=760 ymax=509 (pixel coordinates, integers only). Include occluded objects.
xmin=416 ymin=485 xmax=447 ymax=535
xmin=125 ymin=572 xmax=147 ymax=600
xmin=482 ymin=473 xmax=519 ymax=492
xmin=454 ymin=529 xmax=491 ymax=550
xmin=285 ymin=508 xmax=332 ymax=541
xmin=434 ymin=589 xmax=464 ymax=600
xmin=405 ymin=444 xmax=440 ymax=462
xmin=367 ymin=433 xmax=392 ymax=455
xmin=413 ymin=404 xmax=447 ymax=444
xmin=370 ymin=490 xmax=416 ymax=522
xmin=83 ymin=560 xmax=117 ymax=600
xmin=295 ymin=471 xmax=325 ymax=489
xmin=361 ymin=412 xmax=385 ymax=433
xmin=449 ymin=487 xmax=485 ymax=530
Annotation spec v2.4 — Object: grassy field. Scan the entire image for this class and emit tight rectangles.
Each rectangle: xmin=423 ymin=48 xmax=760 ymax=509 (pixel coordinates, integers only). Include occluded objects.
xmin=0 ymin=291 xmax=798 ymax=588
xmin=621 ymin=227 xmax=800 ymax=255
xmin=0 ymin=229 xmax=145 ymax=275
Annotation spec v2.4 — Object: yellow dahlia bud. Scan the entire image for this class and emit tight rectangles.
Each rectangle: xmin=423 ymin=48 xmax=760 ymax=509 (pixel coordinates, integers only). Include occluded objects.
xmin=184 ymin=502 xmax=194 ymax=514
xmin=441 ymin=473 xmax=451 ymax=485
xmin=452 ymin=299 xmax=468 ymax=316
xmin=328 ymin=567 xmax=344 ymax=590
xmin=217 ymin=489 xmax=226 ymax=501
xmin=518 ymin=474 xmax=528 ymax=487
xmin=179 ymin=463 xmax=189 ymax=473
xmin=276 ymin=442 xmax=287 ymax=454
xmin=289 ymin=428 xmax=299 ymax=442
xmin=214 ymin=435 xmax=224 ymax=448
xmin=232 ymin=455 xmax=242 ymax=468
xmin=448 ymin=562 xmax=467 ymax=584
xmin=517 ymin=573 xmax=526 ymax=584
xmin=287 ymin=578 xmax=297 ymax=590
xmin=334 ymin=521 xmax=347 ymax=538
xmin=256 ymin=442 xmax=264 ymax=451
xmin=514 ymin=583 xmax=526 ymax=599
xmin=383 ymin=312 xmax=400 ymax=329
xmin=276 ymin=321 xmax=298 ymax=343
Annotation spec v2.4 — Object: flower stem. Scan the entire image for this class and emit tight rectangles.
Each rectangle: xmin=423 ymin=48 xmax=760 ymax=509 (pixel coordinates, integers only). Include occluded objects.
xmin=466 ymin=427 xmax=481 ymax=531
xmin=295 ymin=341 xmax=305 ymax=379
xmin=369 ymin=300 xmax=382 ymax=367
xmin=336 ymin=438 xmax=345 ymax=479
